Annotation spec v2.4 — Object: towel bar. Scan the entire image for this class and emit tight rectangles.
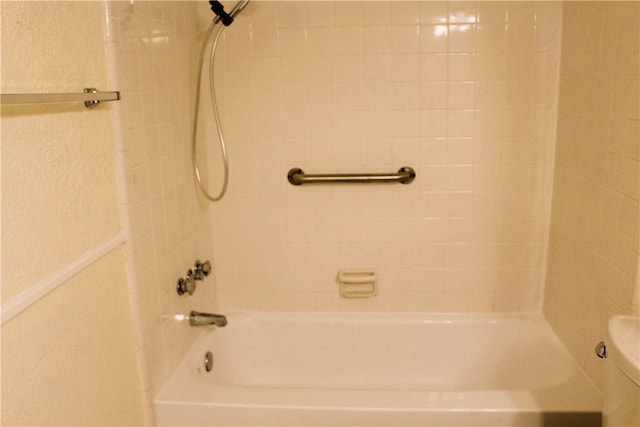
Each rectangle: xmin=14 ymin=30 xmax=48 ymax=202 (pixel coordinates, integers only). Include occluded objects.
xmin=1 ymin=88 xmax=120 ymax=109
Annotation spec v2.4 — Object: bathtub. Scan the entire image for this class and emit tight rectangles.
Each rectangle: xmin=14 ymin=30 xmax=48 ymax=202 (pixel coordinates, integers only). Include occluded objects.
xmin=155 ymin=312 xmax=601 ymax=426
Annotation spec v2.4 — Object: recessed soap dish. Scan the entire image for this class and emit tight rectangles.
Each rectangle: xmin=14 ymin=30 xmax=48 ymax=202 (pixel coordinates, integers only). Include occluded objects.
xmin=337 ymin=269 xmax=377 ymax=298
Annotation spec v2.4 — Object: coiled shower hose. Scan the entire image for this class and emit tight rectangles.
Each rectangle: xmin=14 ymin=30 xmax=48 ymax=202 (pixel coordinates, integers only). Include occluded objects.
xmin=191 ymin=19 xmax=228 ymax=202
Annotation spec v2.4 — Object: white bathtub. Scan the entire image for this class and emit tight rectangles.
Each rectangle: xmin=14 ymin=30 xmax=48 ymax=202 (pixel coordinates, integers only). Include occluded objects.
xmin=155 ymin=312 xmax=601 ymax=426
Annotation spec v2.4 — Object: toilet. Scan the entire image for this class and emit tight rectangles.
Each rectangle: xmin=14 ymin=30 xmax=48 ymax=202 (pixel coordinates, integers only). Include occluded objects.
xmin=603 ymin=316 xmax=640 ymax=427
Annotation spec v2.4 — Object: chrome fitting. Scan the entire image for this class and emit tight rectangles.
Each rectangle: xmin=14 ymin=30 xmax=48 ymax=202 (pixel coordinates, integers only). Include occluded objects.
xmin=176 ymin=260 xmax=213 ymax=296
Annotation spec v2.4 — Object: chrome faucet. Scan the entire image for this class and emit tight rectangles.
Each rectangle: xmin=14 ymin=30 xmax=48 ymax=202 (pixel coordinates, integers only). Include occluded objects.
xmin=189 ymin=311 xmax=227 ymax=327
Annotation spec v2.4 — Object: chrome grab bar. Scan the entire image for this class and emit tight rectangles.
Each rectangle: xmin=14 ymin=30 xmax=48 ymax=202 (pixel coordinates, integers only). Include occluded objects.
xmin=287 ymin=167 xmax=416 ymax=186
xmin=1 ymin=88 xmax=120 ymax=109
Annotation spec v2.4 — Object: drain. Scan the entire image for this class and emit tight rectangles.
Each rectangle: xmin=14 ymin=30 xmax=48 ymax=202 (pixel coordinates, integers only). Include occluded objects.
xmin=204 ymin=351 xmax=214 ymax=372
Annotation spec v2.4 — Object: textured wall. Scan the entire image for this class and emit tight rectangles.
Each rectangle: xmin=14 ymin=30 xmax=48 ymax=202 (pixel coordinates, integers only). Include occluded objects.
xmin=105 ymin=0 xmax=217 ymax=408
xmin=544 ymin=1 xmax=639 ymax=389
xmin=1 ymin=251 xmax=144 ymax=426
xmin=1 ymin=1 xmax=144 ymax=425
xmin=205 ymin=1 xmax=563 ymax=313
xmin=1 ymin=1 xmax=121 ymax=301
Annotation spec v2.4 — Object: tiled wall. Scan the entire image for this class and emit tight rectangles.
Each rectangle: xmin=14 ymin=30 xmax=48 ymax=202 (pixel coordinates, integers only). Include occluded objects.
xmin=105 ymin=1 xmax=217 ymax=414
xmin=206 ymin=1 xmax=563 ymax=312
xmin=544 ymin=1 xmax=639 ymax=389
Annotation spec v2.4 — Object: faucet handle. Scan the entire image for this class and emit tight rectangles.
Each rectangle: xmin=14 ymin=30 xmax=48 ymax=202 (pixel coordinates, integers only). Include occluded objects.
xmin=177 ymin=276 xmax=196 ymax=296
xmin=195 ymin=260 xmax=212 ymax=278
xmin=190 ymin=266 xmax=204 ymax=281
xmin=177 ymin=260 xmax=212 ymax=296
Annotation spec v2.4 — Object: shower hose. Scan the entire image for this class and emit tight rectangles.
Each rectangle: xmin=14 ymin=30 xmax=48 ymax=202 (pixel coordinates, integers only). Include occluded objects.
xmin=191 ymin=19 xmax=228 ymax=202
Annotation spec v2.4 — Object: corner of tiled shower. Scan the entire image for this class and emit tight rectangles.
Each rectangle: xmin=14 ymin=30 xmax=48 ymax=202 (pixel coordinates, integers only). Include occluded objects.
xmin=543 ymin=1 xmax=640 ymax=389
xmin=107 ymin=0 xmax=566 ymax=415
xmin=104 ymin=1 xmax=220 ymax=420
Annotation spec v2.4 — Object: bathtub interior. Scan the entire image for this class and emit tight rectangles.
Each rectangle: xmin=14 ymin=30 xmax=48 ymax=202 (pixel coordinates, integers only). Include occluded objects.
xmin=155 ymin=312 xmax=601 ymax=427
xmin=197 ymin=313 xmax=577 ymax=390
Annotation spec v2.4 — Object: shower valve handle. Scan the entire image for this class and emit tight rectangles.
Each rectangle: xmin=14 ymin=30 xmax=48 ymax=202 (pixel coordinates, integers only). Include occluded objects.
xmin=195 ymin=260 xmax=212 ymax=278
xmin=190 ymin=267 xmax=204 ymax=282
xmin=177 ymin=276 xmax=196 ymax=296
xmin=177 ymin=262 xmax=212 ymax=293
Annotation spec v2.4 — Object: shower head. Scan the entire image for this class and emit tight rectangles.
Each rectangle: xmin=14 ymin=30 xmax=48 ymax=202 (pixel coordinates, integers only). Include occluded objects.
xmin=210 ymin=0 xmax=250 ymax=26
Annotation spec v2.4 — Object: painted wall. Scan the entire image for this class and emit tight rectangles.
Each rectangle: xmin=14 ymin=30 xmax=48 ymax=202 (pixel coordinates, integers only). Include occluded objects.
xmin=544 ymin=1 xmax=639 ymax=389
xmin=1 ymin=1 xmax=144 ymax=425
xmin=105 ymin=0 xmax=218 ymax=410
xmin=205 ymin=1 xmax=563 ymax=313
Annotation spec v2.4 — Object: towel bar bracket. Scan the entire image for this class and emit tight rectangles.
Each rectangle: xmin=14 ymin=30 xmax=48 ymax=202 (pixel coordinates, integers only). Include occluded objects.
xmin=83 ymin=88 xmax=103 ymax=109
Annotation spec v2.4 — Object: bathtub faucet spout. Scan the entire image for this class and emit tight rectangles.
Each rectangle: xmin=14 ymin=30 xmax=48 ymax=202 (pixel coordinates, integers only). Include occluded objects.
xmin=189 ymin=311 xmax=227 ymax=327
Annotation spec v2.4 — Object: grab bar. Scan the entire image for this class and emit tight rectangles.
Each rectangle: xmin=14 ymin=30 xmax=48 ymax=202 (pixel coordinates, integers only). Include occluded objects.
xmin=287 ymin=167 xmax=416 ymax=186
xmin=1 ymin=88 xmax=120 ymax=109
